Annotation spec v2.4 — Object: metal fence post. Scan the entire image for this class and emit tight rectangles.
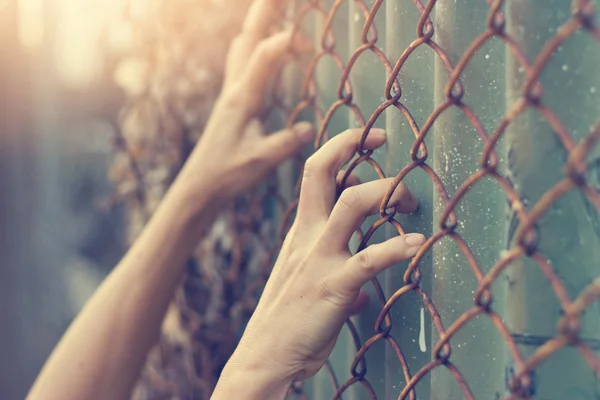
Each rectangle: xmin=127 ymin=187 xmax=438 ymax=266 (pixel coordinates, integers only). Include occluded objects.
xmin=432 ymin=2 xmax=508 ymax=398
xmin=308 ymin=1 xmax=360 ymax=398
xmin=345 ymin=1 xmax=389 ymax=397
xmin=384 ymin=1 xmax=435 ymax=398
xmin=290 ymin=1 xmax=600 ymax=398
xmin=505 ymin=1 xmax=600 ymax=398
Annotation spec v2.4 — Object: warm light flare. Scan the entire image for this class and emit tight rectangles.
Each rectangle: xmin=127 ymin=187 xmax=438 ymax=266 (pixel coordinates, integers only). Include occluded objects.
xmin=18 ymin=0 xmax=44 ymax=48
xmin=15 ymin=0 xmax=148 ymax=87
xmin=55 ymin=0 xmax=138 ymax=87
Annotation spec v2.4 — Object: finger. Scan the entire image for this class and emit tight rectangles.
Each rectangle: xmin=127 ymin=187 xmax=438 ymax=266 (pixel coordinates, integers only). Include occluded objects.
xmin=255 ymin=124 xmax=371 ymax=175
xmin=238 ymin=31 xmax=311 ymax=115
xmin=348 ymin=289 xmax=369 ymax=316
xmin=336 ymin=234 xmax=426 ymax=293
xmin=336 ymin=170 xmax=361 ymax=190
xmin=324 ymin=178 xmax=418 ymax=249
xmin=298 ymin=128 xmax=387 ymax=222
xmin=224 ymin=0 xmax=286 ymax=84
xmin=242 ymin=0 xmax=286 ymax=45
xmin=256 ymin=122 xmax=315 ymax=165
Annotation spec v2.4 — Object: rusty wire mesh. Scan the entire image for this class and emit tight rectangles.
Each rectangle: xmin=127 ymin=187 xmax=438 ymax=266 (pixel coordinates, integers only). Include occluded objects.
xmin=110 ymin=0 xmax=600 ymax=399
xmin=272 ymin=0 xmax=600 ymax=399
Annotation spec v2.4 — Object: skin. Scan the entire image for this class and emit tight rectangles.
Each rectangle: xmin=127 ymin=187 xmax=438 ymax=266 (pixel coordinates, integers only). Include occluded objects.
xmin=27 ymin=1 xmax=424 ymax=399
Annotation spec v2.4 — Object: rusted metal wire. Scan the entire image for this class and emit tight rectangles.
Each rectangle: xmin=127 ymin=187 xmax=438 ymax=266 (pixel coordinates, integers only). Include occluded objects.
xmin=111 ymin=0 xmax=600 ymax=398
xmin=274 ymin=0 xmax=600 ymax=399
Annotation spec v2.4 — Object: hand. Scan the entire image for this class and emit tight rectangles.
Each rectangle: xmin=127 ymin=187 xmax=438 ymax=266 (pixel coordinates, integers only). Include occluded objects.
xmin=217 ymin=128 xmax=423 ymax=395
xmin=178 ymin=0 xmax=314 ymax=205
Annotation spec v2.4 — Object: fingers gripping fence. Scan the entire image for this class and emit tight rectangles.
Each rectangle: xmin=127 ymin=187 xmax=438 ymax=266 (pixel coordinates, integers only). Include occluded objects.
xmin=112 ymin=0 xmax=600 ymax=398
xmin=268 ymin=0 xmax=600 ymax=398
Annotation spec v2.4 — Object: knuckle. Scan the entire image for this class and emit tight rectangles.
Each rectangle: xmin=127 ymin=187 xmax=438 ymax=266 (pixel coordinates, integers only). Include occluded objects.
xmin=255 ymin=39 xmax=275 ymax=59
xmin=338 ymin=187 xmax=362 ymax=209
xmin=255 ymin=33 xmax=290 ymax=59
xmin=356 ymin=248 xmax=374 ymax=273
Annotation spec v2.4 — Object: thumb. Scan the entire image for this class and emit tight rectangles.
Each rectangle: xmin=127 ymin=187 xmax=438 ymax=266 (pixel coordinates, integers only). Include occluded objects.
xmin=259 ymin=122 xmax=315 ymax=166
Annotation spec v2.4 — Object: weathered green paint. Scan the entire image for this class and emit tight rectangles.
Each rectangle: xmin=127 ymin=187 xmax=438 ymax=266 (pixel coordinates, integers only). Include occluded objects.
xmin=384 ymin=1 xmax=435 ymax=398
xmin=308 ymin=1 xmax=359 ymax=398
xmin=344 ymin=2 xmax=390 ymax=398
xmin=431 ymin=1 xmax=508 ymax=399
xmin=505 ymin=1 xmax=600 ymax=398
xmin=297 ymin=1 xmax=600 ymax=398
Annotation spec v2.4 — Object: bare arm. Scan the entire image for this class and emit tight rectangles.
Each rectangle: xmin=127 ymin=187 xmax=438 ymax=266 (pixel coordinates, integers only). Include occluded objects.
xmin=27 ymin=1 xmax=312 ymax=399
xmin=27 ymin=171 xmax=216 ymax=400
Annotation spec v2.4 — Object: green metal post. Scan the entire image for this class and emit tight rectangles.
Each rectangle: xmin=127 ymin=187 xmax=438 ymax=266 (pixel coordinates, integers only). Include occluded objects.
xmin=432 ymin=1 xmax=508 ymax=398
xmin=505 ymin=1 xmax=600 ymax=398
xmin=308 ymin=1 xmax=358 ymax=398
xmin=346 ymin=0 xmax=388 ymax=398
xmin=384 ymin=1 xmax=434 ymax=398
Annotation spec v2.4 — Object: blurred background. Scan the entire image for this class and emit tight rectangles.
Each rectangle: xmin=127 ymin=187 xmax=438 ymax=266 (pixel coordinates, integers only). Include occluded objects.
xmin=1 ymin=1 xmax=129 ymax=397
xmin=0 ymin=1 xmax=251 ymax=397
xmin=4 ymin=1 xmax=599 ymax=399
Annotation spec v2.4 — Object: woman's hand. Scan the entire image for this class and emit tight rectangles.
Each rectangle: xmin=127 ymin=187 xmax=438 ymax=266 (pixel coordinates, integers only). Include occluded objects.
xmin=177 ymin=0 xmax=314 ymax=205
xmin=212 ymin=128 xmax=423 ymax=399
xmin=27 ymin=4 xmax=313 ymax=399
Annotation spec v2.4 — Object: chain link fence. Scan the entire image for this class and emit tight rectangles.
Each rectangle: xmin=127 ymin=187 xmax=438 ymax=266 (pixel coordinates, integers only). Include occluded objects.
xmin=276 ymin=0 xmax=600 ymax=398
xmin=112 ymin=0 xmax=600 ymax=398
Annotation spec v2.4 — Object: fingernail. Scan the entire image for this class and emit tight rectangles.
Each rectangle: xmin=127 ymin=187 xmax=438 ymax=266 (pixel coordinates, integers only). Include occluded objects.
xmin=294 ymin=122 xmax=315 ymax=143
xmin=404 ymin=233 xmax=426 ymax=246
xmin=369 ymin=128 xmax=386 ymax=138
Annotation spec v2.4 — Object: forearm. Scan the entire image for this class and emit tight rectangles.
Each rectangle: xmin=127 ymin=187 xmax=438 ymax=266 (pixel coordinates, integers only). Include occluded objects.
xmin=27 ymin=2 xmax=311 ymax=396
xmin=27 ymin=176 xmax=217 ymax=400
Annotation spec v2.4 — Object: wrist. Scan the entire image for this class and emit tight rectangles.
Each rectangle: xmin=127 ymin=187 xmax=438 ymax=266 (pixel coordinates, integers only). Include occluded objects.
xmin=213 ymin=351 xmax=294 ymax=400
xmin=173 ymin=132 xmax=240 ymax=210
xmin=167 ymin=160 xmax=222 ymax=219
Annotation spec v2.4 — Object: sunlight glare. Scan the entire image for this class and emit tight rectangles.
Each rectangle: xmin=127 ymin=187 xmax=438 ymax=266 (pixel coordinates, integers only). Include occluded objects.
xmin=18 ymin=0 xmax=44 ymax=48
xmin=54 ymin=0 xmax=144 ymax=87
